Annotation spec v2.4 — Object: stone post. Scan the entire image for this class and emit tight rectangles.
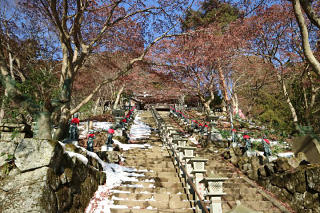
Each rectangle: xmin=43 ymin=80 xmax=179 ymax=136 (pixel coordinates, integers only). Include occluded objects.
xmin=190 ymin=158 xmax=208 ymax=213
xmin=202 ymin=174 xmax=228 ymax=213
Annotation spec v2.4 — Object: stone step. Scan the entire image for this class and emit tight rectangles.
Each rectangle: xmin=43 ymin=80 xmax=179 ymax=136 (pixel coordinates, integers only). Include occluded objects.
xmin=115 ymin=185 xmax=185 ymax=194
xmin=110 ymin=207 xmax=194 ymax=213
xmin=113 ymin=198 xmax=191 ymax=209
xmin=134 ymin=175 xmax=181 ymax=183
xmin=132 ymin=167 xmax=177 ymax=173
xmin=121 ymin=181 xmax=183 ymax=189
xmin=222 ymin=200 xmax=279 ymax=212
xmin=124 ymin=160 xmax=174 ymax=166
xmin=113 ymin=192 xmax=188 ymax=201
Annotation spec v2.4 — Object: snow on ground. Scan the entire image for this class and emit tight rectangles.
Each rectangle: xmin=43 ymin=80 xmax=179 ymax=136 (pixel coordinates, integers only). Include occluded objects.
xmin=129 ymin=112 xmax=151 ymax=140
xmin=85 ymin=155 xmax=145 ymax=213
xmin=114 ymin=139 xmax=151 ymax=150
xmin=277 ymin=152 xmax=294 ymax=158
xmin=189 ymin=137 xmax=199 ymax=145
xmin=85 ymin=112 xmax=154 ymax=213
xmin=78 ymin=121 xmax=113 ymax=139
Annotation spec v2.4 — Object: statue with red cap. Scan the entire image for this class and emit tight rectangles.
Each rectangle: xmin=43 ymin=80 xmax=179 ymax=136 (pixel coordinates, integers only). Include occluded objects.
xmin=87 ymin=130 xmax=95 ymax=152
xmin=243 ymin=132 xmax=251 ymax=152
xmin=106 ymin=128 xmax=115 ymax=149
xmin=69 ymin=113 xmax=80 ymax=140
xmin=262 ymin=135 xmax=272 ymax=157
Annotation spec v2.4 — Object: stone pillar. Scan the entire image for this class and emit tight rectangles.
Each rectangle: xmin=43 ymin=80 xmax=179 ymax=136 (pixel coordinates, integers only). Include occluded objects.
xmin=190 ymin=158 xmax=208 ymax=213
xmin=203 ymin=174 xmax=228 ymax=213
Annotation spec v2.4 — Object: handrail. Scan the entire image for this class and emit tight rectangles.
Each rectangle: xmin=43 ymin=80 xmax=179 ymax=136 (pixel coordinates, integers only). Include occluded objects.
xmin=167 ymin=142 xmax=210 ymax=213
xmin=151 ymin=107 xmax=210 ymax=213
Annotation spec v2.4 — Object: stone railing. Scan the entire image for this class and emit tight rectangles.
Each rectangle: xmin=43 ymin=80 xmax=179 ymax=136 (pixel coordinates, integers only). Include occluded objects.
xmin=151 ymin=107 xmax=228 ymax=213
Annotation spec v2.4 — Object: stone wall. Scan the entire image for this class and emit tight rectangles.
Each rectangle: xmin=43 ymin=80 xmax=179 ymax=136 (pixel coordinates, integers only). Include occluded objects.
xmin=0 ymin=139 xmax=105 ymax=213
xmin=224 ymin=148 xmax=320 ymax=212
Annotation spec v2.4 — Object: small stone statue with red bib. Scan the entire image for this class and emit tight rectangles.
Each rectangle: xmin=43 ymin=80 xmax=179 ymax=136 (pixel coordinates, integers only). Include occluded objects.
xmin=87 ymin=130 xmax=95 ymax=152
xmin=262 ymin=135 xmax=272 ymax=157
xmin=69 ymin=113 xmax=80 ymax=140
xmin=243 ymin=133 xmax=251 ymax=152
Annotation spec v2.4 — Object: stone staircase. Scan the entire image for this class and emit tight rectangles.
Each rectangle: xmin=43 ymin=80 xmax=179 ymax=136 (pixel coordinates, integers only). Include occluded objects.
xmin=109 ymin=112 xmax=193 ymax=213
xmin=196 ymin=147 xmax=284 ymax=212
xmin=158 ymin=111 xmax=287 ymax=213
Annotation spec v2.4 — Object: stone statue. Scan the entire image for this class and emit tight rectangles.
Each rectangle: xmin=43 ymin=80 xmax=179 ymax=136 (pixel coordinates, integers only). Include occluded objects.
xmin=262 ymin=136 xmax=272 ymax=157
xmin=243 ymin=133 xmax=251 ymax=152
xmin=106 ymin=128 xmax=115 ymax=150
xmin=87 ymin=130 xmax=95 ymax=152
xmin=69 ymin=113 xmax=79 ymax=140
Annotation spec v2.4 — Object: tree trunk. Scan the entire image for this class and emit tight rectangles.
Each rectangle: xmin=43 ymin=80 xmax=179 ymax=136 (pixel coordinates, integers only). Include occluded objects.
xmin=277 ymin=73 xmax=299 ymax=128
xmin=203 ymin=102 xmax=211 ymax=115
xmin=36 ymin=112 xmax=52 ymax=139
xmin=232 ymin=92 xmax=239 ymax=116
xmin=0 ymin=86 xmax=8 ymax=123
xmin=93 ymin=96 xmax=101 ymax=116
xmin=217 ymin=65 xmax=230 ymax=103
xmin=292 ymin=0 xmax=320 ymax=77
xmin=113 ymin=85 xmax=125 ymax=110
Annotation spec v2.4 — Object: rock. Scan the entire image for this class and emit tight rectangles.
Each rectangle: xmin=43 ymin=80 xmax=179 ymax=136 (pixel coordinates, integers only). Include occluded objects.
xmin=0 ymin=139 xmax=106 ymax=213
xmin=0 ymin=140 xmax=18 ymax=167
xmin=274 ymin=158 xmax=293 ymax=173
xmin=0 ymin=167 xmax=57 ymax=213
xmin=306 ymin=166 xmax=320 ymax=192
xmin=248 ymin=156 xmax=260 ymax=181
xmin=0 ymin=132 xmax=25 ymax=142
xmin=264 ymin=164 xmax=274 ymax=176
xmin=283 ymin=169 xmax=306 ymax=193
xmin=292 ymin=135 xmax=320 ymax=164
xmin=270 ymin=174 xmax=285 ymax=188
xmin=211 ymin=133 xmax=223 ymax=141
xmin=304 ymin=192 xmax=319 ymax=210
xmin=14 ymin=139 xmax=58 ymax=172
xmin=258 ymin=167 xmax=267 ymax=177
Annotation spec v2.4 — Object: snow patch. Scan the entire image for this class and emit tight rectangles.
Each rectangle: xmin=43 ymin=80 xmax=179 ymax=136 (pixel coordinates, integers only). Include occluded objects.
xmin=129 ymin=113 xmax=151 ymax=140
xmin=113 ymin=139 xmax=151 ymax=151
xmin=277 ymin=152 xmax=294 ymax=158
xmin=66 ymin=151 xmax=88 ymax=165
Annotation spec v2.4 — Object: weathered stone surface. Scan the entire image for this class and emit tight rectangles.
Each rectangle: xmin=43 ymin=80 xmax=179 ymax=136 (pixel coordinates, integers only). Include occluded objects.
xmin=0 ymin=139 xmax=106 ymax=213
xmin=0 ymin=123 xmax=25 ymax=132
xmin=283 ymin=169 xmax=306 ymax=194
xmin=211 ymin=133 xmax=223 ymax=141
xmin=304 ymin=192 xmax=319 ymax=209
xmin=292 ymin=135 xmax=320 ymax=164
xmin=305 ymin=166 xmax=320 ymax=192
xmin=14 ymin=139 xmax=57 ymax=172
xmin=274 ymin=158 xmax=293 ymax=173
xmin=0 ymin=140 xmax=18 ymax=167
xmin=0 ymin=167 xmax=57 ymax=213
xmin=0 ymin=132 xmax=25 ymax=142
